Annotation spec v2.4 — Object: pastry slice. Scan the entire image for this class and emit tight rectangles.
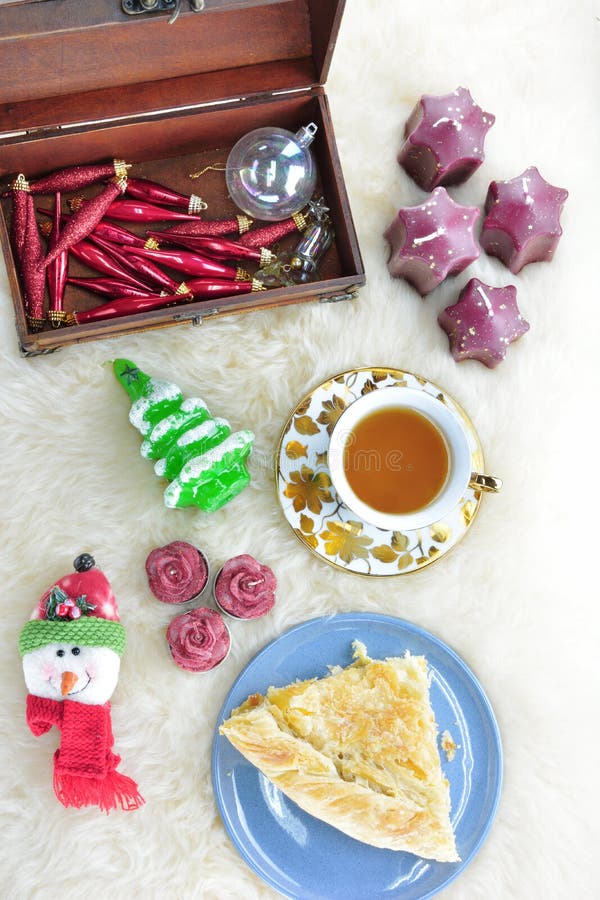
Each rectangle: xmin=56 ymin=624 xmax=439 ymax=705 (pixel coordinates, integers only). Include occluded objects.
xmin=219 ymin=641 xmax=459 ymax=861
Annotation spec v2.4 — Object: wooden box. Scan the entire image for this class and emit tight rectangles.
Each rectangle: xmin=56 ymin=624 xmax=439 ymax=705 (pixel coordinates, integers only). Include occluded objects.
xmin=0 ymin=0 xmax=365 ymax=355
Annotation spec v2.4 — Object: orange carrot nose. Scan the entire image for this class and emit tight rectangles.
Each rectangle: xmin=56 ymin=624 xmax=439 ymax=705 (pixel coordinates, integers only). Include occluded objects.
xmin=60 ymin=671 xmax=78 ymax=696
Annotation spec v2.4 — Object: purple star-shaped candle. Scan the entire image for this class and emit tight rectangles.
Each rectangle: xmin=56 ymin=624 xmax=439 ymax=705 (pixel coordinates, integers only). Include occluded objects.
xmin=398 ymin=87 xmax=495 ymax=191
xmin=481 ymin=166 xmax=568 ymax=274
xmin=384 ymin=187 xmax=480 ymax=295
xmin=438 ymin=278 xmax=530 ymax=368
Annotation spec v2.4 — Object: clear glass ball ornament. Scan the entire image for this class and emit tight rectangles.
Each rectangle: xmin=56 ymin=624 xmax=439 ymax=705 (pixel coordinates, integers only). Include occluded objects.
xmin=226 ymin=123 xmax=318 ymax=221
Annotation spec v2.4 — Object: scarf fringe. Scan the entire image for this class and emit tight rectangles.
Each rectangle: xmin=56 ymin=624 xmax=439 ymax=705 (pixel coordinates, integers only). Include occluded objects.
xmin=54 ymin=768 xmax=145 ymax=813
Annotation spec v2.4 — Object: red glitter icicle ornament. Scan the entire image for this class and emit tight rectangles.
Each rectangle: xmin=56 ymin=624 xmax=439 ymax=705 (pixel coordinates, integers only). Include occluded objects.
xmin=29 ymin=159 xmax=130 ymax=195
xmin=69 ymin=238 xmax=152 ymax=291
xmin=9 ymin=174 xmax=30 ymax=264
xmin=126 ymin=177 xmax=207 ymax=215
xmin=21 ymin=193 xmax=46 ymax=331
xmin=38 ymin=209 xmax=149 ymax=250
xmin=238 ymin=211 xmax=308 ymax=249
xmin=46 ymin=193 xmax=69 ymax=327
xmin=147 ymin=231 xmax=275 ymax=266
xmin=66 ymin=276 xmax=157 ymax=300
xmin=120 ymin=244 xmax=249 ymax=281
xmin=162 ymin=214 xmax=254 ymax=238
xmin=44 ymin=178 xmax=128 ymax=268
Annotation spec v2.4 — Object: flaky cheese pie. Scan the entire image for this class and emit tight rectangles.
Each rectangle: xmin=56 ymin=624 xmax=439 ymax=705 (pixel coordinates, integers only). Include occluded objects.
xmin=219 ymin=641 xmax=459 ymax=862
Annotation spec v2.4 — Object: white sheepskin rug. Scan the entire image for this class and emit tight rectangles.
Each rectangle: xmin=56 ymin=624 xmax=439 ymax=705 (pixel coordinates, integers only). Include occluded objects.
xmin=0 ymin=1 xmax=598 ymax=898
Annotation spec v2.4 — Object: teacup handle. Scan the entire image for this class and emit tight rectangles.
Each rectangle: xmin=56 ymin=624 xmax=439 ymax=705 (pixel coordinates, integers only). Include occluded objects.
xmin=469 ymin=473 xmax=503 ymax=493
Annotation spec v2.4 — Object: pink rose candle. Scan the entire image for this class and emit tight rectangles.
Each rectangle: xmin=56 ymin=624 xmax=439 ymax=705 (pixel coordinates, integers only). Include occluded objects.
xmin=213 ymin=554 xmax=276 ymax=620
xmin=167 ymin=607 xmax=230 ymax=672
xmin=398 ymin=87 xmax=495 ymax=191
xmin=481 ymin=166 xmax=568 ymax=273
xmin=145 ymin=541 xmax=209 ymax=604
xmin=384 ymin=187 xmax=480 ymax=295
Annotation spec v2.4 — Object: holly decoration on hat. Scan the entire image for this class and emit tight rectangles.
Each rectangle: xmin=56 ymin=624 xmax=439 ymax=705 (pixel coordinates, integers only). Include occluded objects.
xmin=45 ymin=585 xmax=95 ymax=620
xmin=113 ymin=358 xmax=254 ymax=512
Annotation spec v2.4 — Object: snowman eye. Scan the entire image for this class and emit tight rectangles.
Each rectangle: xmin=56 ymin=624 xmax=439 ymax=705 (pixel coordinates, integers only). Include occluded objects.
xmin=71 ymin=647 xmax=81 ymax=656
xmin=56 ymin=649 xmax=65 ymax=657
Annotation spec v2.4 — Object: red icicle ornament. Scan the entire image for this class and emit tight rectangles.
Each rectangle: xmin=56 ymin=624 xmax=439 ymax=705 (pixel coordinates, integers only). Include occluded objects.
xmin=68 ymin=292 xmax=192 ymax=324
xmin=184 ymin=277 xmax=266 ymax=299
xmin=21 ymin=194 xmax=46 ymax=330
xmin=69 ymin=238 xmax=152 ymax=291
xmin=239 ymin=211 xmax=308 ymax=249
xmin=92 ymin=237 xmax=185 ymax=295
xmin=44 ymin=178 xmax=128 ymax=268
xmin=46 ymin=193 xmax=69 ymax=327
xmin=148 ymin=231 xmax=275 ymax=266
xmin=9 ymin=174 xmax=30 ymax=263
xmin=120 ymin=244 xmax=248 ymax=281
xmin=29 ymin=159 xmax=130 ymax=195
xmin=162 ymin=214 xmax=254 ymax=238
xmin=66 ymin=276 xmax=157 ymax=299
xmin=126 ymin=177 xmax=207 ymax=215
xmin=68 ymin=278 xmax=265 ymax=324
xmin=93 ymin=220 xmax=151 ymax=248
xmin=71 ymin=196 xmax=206 ymax=225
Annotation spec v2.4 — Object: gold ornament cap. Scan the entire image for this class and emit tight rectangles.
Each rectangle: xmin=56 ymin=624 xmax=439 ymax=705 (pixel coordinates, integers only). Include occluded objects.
xmin=26 ymin=315 xmax=45 ymax=332
xmin=11 ymin=173 xmax=30 ymax=192
xmin=188 ymin=194 xmax=207 ymax=214
xmin=112 ymin=159 xmax=131 ymax=179
xmin=236 ymin=215 xmax=253 ymax=235
xmin=259 ymin=247 xmax=276 ymax=267
xmin=292 ymin=211 xmax=308 ymax=232
xmin=47 ymin=310 xmax=69 ymax=329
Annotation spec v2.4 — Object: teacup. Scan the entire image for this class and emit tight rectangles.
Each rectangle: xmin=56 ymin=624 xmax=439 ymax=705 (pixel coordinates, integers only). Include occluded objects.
xmin=328 ymin=386 xmax=501 ymax=531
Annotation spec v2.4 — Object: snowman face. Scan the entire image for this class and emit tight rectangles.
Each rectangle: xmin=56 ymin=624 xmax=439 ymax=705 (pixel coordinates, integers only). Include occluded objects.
xmin=23 ymin=643 xmax=121 ymax=705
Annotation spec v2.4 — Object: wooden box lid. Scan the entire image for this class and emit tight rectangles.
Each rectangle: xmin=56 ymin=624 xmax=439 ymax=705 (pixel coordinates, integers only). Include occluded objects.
xmin=0 ymin=0 xmax=345 ymax=147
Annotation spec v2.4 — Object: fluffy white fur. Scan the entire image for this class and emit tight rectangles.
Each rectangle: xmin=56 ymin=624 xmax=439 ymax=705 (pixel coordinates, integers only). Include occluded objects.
xmin=0 ymin=1 xmax=598 ymax=897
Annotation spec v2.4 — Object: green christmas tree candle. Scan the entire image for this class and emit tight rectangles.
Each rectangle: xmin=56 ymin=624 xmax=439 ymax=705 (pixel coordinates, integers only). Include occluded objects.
xmin=113 ymin=359 xmax=254 ymax=512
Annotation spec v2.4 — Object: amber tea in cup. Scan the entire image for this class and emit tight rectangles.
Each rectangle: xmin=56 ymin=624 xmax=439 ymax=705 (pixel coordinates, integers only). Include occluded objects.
xmin=328 ymin=385 xmax=501 ymax=531
xmin=343 ymin=406 xmax=450 ymax=515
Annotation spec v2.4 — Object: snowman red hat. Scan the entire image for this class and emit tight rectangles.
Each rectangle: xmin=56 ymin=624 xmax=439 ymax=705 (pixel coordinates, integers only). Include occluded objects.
xmin=20 ymin=552 xmax=126 ymax=662
xmin=19 ymin=554 xmax=143 ymax=812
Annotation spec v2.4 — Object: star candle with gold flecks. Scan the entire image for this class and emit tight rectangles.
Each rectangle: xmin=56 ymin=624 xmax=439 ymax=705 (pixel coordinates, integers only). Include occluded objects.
xmin=384 ymin=187 xmax=480 ymax=296
xmin=481 ymin=166 xmax=568 ymax=274
xmin=438 ymin=278 xmax=530 ymax=368
xmin=398 ymin=87 xmax=495 ymax=191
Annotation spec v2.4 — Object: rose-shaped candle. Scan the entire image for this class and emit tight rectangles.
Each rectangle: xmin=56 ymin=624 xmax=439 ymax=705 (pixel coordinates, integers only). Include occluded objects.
xmin=145 ymin=541 xmax=209 ymax=604
xmin=213 ymin=554 xmax=276 ymax=620
xmin=167 ymin=607 xmax=230 ymax=672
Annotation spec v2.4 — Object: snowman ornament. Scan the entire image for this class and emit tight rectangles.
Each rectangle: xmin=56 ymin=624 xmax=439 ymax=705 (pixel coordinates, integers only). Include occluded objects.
xmin=19 ymin=554 xmax=143 ymax=812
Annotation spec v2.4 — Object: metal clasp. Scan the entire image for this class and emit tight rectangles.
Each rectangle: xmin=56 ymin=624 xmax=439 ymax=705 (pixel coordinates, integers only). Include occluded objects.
xmin=122 ymin=0 xmax=204 ymax=18
xmin=318 ymin=291 xmax=358 ymax=304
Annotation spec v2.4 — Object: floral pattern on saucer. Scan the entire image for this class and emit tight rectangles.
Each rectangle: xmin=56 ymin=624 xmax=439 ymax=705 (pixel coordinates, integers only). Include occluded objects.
xmin=276 ymin=367 xmax=485 ymax=576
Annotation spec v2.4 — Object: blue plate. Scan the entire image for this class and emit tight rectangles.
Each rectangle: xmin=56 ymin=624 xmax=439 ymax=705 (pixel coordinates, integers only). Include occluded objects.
xmin=212 ymin=613 xmax=502 ymax=900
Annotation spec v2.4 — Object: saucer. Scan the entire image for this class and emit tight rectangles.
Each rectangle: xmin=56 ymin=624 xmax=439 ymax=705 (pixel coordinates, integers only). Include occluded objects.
xmin=275 ymin=367 xmax=485 ymax=576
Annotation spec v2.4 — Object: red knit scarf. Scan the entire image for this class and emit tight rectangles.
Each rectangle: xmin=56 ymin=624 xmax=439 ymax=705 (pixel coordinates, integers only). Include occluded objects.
xmin=26 ymin=694 xmax=144 ymax=813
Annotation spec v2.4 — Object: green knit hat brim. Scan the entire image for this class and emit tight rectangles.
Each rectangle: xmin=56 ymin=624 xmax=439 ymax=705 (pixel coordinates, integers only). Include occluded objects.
xmin=19 ymin=618 xmax=126 ymax=657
